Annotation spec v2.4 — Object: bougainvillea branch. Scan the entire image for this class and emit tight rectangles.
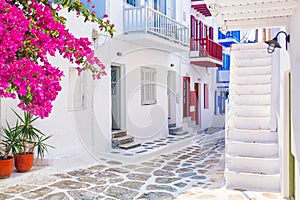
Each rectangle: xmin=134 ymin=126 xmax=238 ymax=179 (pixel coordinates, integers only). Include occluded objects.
xmin=0 ymin=0 xmax=115 ymax=118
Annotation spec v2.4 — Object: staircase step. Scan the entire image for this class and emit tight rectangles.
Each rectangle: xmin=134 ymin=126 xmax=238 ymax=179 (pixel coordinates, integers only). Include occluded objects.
xmin=112 ymin=130 xmax=127 ymax=138
xmin=225 ymin=170 xmax=280 ymax=191
xmin=234 ymin=94 xmax=270 ymax=106
xmin=228 ymin=129 xmax=277 ymax=143
xmin=119 ymin=142 xmax=141 ymax=150
xmin=182 ymin=117 xmax=191 ymax=123
xmin=234 ymin=74 xmax=271 ymax=85
xmin=231 ymin=43 xmax=268 ymax=51
xmin=169 ymin=130 xmax=188 ymax=136
xmin=234 ymin=65 xmax=271 ymax=76
xmin=233 ymin=48 xmax=270 ymax=59
xmin=112 ymin=135 xmax=134 ymax=145
xmin=227 ymin=140 xmax=278 ymax=158
xmin=233 ymin=57 xmax=271 ymax=67
xmin=168 ymin=122 xmax=176 ymax=128
xmin=234 ymin=84 xmax=271 ymax=95
xmin=233 ymin=116 xmax=270 ymax=130
xmin=235 ymin=105 xmax=270 ymax=117
xmin=169 ymin=127 xmax=182 ymax=134
xmin=226 ymin=154 xmax=279 ymax=175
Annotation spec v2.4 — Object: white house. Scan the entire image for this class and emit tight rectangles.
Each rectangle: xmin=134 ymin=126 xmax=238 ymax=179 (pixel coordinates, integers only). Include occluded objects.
xmin=0 ymin=0 xmax=222 ymax=158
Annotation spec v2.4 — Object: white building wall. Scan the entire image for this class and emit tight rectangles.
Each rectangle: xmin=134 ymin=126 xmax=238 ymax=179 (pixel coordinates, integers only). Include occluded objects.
xmin=0 ymin=1 xmax=216 ymax=159
xmin=288 ymin=1 xmax=300 ymax=198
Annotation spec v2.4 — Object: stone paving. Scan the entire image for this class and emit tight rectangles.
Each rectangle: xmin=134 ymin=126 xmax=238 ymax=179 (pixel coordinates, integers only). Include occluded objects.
xmin=0 ymin=128 xmax=284 ymax=200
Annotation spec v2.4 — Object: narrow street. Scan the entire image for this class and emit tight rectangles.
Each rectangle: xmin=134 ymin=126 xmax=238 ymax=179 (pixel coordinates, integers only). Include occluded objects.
xmin=0 ymin=129 xmax=282 ymax=200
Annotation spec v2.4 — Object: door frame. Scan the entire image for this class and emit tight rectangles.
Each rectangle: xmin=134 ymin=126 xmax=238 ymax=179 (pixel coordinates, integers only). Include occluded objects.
xmin=167 ymin=70 xmax=176 ymax=123
xmin=182 ymin=76 xmax=190 ymax=118
xmin=194 ymin=83 xmax=201 ymax=126
xmin=111 ymin=63 xmax=126 ymax=130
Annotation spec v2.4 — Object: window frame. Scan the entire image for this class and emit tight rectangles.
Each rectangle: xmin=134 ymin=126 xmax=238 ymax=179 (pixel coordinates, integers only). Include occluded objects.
xmin=68 ymin=67 xmax=86 ymax=111
xmin=141 ymin=67 xmax=157 ymax=105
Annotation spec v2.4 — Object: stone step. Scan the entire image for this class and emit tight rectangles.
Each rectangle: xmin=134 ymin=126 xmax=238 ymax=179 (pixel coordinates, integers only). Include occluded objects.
xmin=225 ymin=170 xmax=280 ymax=191
xmin=233 ymin=74 xmax=271 ymax=85
xmin=234 ymin=105 xmax=270 ymax=117
xmin=232 ymin=57 xmax=271 ymax=67
xmin=234 ymin=65 xmax=271 ymax=76
xmin=232 ymin=48 xmax=270 ymax=59
xmin=112 ymin=135 xmax=134 ymax=147
xmin=234 ymin=84 xmax=271 ymax=95
xmin=227 ymin=140 xmax=278 ymax=158
xmin=234 ymin=94 xmax=270 ymax=106
xmin=169 ymin=127 xmax=182 ymax=134
xmin=111 ymin=130 xmax=127 ymax=138
xmin=231 ymin=43 xmax=268 ymax=51
xmin=169 ymin=130 xmax=188 ymax=136
xmin=233 ymin=116 xmax=270 ymax=130
xmin=168 ymin=122 xmax=176 ymax=128
xmin=119 ymin=142 xmax=141 ymax=150
xmin=226 ymin=154 xmax=279 ymax=175
xmin=227 ymin=129 xmax=278 ymax=143
xmin=182 ymin=117 xmax=191 ymax=123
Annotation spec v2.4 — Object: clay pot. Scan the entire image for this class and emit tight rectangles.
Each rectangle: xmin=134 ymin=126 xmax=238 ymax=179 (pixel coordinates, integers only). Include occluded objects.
xmin=15 ymin=153 xmax=34 ymax=172
xmin=0 ymin=156 xmax=14 ymax=178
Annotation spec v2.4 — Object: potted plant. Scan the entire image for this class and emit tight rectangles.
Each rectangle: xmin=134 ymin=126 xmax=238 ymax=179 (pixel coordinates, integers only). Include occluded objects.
xmin=12 ymin=110 xmax=54 ymax=172
xmin=0 ymin=122 xmax=21 ymax=178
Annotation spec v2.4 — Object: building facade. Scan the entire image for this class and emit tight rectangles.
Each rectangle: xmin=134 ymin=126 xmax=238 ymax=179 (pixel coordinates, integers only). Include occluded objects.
xmin=0 ymin=0 xmax=222 ymax=157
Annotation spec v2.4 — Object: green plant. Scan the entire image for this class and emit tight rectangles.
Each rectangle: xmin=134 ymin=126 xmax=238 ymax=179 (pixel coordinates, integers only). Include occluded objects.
xmin=12 ymin=110 xmax=54 ymax=159
xmin=0 ymin=121 xmax=22 ymax=159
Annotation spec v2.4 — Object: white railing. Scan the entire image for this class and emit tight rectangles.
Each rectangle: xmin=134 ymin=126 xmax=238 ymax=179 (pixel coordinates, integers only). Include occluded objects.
xmin=124 ymin=5 xmax=189 ymax=47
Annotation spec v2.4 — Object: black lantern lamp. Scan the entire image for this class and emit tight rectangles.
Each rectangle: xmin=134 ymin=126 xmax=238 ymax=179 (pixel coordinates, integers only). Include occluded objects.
xmin=265 ymin=31 xmax=290 ymax=53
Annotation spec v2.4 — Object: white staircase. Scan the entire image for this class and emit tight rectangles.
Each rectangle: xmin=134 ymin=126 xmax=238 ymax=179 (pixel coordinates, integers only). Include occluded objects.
xmin=225 ymin=43 xmax=280 ymax=191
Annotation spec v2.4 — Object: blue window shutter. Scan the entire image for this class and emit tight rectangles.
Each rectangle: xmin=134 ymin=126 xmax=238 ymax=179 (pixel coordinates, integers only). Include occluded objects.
xmin=159 ymin=0 xmax=166 ymax=14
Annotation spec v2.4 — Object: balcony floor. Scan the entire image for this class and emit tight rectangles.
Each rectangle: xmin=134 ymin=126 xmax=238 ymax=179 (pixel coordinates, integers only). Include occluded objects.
xmin=122 ymin=32 xmax=189 ymax=52
xmin=190 ymin=56 xmax=222 ymax=67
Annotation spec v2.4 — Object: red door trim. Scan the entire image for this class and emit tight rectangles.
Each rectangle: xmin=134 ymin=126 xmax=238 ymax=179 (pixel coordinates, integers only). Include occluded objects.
xmin=183 ymin=76 xmax=190 ymax=118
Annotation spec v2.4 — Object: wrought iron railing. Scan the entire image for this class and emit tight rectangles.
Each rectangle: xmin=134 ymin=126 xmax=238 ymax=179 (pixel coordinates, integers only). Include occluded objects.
xmin=124 ymin=5 xmax=189 ymax=47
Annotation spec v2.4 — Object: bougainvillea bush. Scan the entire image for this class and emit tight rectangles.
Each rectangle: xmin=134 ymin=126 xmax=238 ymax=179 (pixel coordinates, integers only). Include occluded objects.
xmin=0 ymin=0 xmax=114 ymax=118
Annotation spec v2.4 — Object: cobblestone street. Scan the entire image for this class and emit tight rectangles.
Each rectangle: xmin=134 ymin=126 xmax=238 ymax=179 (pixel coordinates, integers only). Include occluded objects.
xmin=0 ymin=129 xmax=283 ymax=200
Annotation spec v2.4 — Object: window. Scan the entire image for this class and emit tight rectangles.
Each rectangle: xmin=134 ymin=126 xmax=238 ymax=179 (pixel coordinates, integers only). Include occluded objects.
xmin=126 ymin=0 xmax=138 ymax=6
xmin=166 ymin=0 xmax=176 ymax=19
xmin=141 ymin=67 xmax=157 ymax=105
xmin=68 ymin=68 xmax=86 ymax=110
xmin=204 ymin=84 xmax=209 ymax=109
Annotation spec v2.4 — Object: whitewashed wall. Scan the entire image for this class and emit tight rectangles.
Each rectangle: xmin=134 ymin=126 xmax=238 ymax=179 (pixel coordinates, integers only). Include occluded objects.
xmin=0 ymin=0 xmax=216 ymax=159
xmin=288 ymin=2 xmax=300 ymax=198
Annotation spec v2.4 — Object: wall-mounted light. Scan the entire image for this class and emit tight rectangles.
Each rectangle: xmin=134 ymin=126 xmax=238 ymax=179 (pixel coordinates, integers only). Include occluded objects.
xmin=170 ymin=63 xmax=174 ymax=67
xmin=92 ymin=29 xmax=99 ymax=49
xmin=265 ymin=31 xmax=290 ymax=53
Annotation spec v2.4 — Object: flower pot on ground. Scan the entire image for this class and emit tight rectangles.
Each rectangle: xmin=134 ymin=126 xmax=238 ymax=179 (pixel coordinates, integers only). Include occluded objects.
xmin=0 ymin=156 xmax=14 ymax=178
xmin=12 ymin=110 xmax=54 ymax=172
xmin=0 ymin=122 xmax=21 ymax=178
xmin=14 ymin=152 xmax=34 ymax=172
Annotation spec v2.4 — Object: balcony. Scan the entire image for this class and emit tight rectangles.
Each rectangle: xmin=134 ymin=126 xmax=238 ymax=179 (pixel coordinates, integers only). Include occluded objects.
xmin=191 ymin=0 xmax=211 ymax=17
xmin=190 ymin=38 xmax=223 ymax=67
xmin=218 ymin=29 xmax=240 ymax=48
xmin=123 ymin=5 xmax=189 ymax=52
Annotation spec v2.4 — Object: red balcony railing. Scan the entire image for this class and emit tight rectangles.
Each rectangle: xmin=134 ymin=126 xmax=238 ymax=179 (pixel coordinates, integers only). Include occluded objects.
xmin=190 ymin=37 xmax=223 ymax=62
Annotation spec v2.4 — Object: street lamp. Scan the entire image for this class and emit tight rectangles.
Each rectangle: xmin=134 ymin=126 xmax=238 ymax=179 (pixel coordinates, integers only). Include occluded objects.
xmin=265 ymin=31 xmax=290 ymax=53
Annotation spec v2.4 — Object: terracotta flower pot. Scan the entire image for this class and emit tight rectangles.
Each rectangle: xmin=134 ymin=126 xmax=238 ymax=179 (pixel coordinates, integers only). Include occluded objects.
xmin=15 ymin=153 xmax=34 ymax=173
xmin=0 ymin=156 xmax=14 ymax=178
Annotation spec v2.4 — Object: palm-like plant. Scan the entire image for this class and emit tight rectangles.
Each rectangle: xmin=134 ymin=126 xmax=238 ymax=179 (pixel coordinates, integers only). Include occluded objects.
xmin=12 ymin=110 xmax=54 ymax=159
xmin=0 ymin=121 xmax=22 ymax=159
